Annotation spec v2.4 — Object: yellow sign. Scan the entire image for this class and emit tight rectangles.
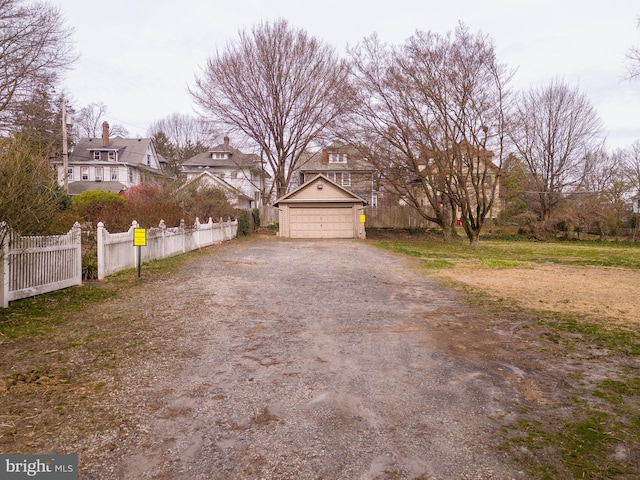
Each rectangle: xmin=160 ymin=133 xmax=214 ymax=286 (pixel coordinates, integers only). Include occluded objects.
xmin=133 ymin=228 xmax=147 ymax=246
xmin=360 ymin=214 xmax=366 ymax=223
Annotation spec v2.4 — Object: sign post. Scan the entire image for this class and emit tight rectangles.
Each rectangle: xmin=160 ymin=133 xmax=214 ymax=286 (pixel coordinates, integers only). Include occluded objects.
xmin=133 ymin=227 xmax=147 ymax=278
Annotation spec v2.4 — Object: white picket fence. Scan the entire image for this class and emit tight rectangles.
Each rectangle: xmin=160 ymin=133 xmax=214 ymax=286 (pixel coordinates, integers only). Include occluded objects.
xmin=1 ymin=223 xmax=83 ymax=308
xmin=97 ymin=217 xmax=238 ymax=280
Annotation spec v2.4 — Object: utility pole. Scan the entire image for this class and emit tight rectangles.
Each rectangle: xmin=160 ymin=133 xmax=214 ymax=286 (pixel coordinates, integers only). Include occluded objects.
xmin=61 ymin=97 xmax=69 ymax=194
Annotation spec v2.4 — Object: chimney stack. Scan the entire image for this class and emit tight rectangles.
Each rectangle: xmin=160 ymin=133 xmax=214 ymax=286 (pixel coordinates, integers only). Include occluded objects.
xmin=102 ymin=121 xmax=110 ymax=147
xmin=223 ymin=136 xmax=230 ymax=146
xmin=321 ymin=150 xmax=328 ymax=164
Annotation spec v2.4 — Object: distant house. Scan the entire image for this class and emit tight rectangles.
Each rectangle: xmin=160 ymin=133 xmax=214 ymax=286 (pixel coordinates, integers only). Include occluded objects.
xmin=181 ymin=136 xmax=268 ymax=208
xmin=56 ymin=121 xmax=168 ymax=195
xmin=180 ymin=170 xmax=253 ymax=210
xmin=408 ymin=142 xmax=503 ymax=221
xmin=297 ymin=142 xmax=381 ymax=206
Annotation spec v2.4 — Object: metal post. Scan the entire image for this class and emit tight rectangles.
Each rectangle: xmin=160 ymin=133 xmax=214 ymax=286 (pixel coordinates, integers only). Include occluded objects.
xmin=61 ymin=97 xmax=69 ymax=194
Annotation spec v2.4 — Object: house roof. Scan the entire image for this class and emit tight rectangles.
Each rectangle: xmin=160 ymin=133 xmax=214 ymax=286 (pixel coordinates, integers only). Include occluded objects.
xmin=70 ymin=137 xmax=158 ymax=167
xmin=182 ymin=138 xmax=264 ymax=173
xmin=274 ymin=174 xmax=367 ymax=206
xmin=297 ymin=143 xmax=376 ymax=172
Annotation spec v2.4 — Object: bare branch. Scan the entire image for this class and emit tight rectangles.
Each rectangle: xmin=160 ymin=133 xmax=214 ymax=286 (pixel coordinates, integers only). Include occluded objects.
xmin=190 ymin=19 xmax=352 ymax=198
xmin=0 ymin=0 xmax=77 ymax=129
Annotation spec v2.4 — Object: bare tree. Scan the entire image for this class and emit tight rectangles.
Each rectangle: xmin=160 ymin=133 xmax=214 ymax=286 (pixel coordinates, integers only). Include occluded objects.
xmin=0 ymin=0 xmax=76 ymax=130
xmin=349 ymin=25 xmax=511 ymax=246
xmin=626 ymin=16 xmax=640 ymax=80
xmin=147 ymin=113 xmax=216 ymax=173
xmin=190 ymin=19 xmax=352 ymax=199
xmin=625 ymin=140 xmax=640 ymax=192
xmin=576 ymin=149 xmax=631 ymax=237
xmin=73 ymin=102 xmax=129 ymax=140
xmin=511 ymin=79 xmax=604 ymax=222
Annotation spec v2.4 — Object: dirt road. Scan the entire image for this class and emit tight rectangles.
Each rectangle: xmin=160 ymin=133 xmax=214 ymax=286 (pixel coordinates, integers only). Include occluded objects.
xmin=62 ymin=238 xmax=525 ymax=479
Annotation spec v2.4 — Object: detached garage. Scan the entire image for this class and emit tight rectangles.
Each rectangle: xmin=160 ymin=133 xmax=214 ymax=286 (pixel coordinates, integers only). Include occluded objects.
xmin=274 ymin=174 xmax=367 ymax=239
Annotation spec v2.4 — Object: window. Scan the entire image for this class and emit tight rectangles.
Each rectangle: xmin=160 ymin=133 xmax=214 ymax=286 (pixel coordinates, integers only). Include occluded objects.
xmin=341 ymin=172 xmax=351 ymax=186
xmin=110 ymin=167 xmax=118 ymax=181
xmin=108 ymin=151 xmax=117 ymax=161
xmin=95 ymin=166 xmax=103 ymax=181
xmin=329 ymin=153 xmax=347 ymax=163
xmin=326 ymin=172 xmax=336 ymax=182
xmin=146 ymin=154 xmax=151 ymax=166
xmin=67 ymin=167 xmax=73 ymax=180
xmin=92 ymin=151 xmax=101 ymax=160
xmin=231 ymin=171 xmax=238 ymax=179
xmin=81 ymin=167 xmax=89 ymax=181
xmin=128 ymin=168 xmax=133 ymax=183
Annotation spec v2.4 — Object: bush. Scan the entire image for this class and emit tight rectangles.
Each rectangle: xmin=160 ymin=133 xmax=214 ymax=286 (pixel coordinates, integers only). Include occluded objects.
xmin=252 ymin=208 xmax=260 ymax=230
xmin=237 ymin=210 xmax=250 ymax=236
xmin=73 ymin=190 xmax=128 ymax=230
xmin=174 ymin=183 xmax=236 ymax=223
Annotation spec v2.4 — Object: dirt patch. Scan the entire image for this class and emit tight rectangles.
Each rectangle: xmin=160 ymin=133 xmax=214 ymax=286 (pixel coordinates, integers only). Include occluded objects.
xmin=430 ymin=264 xmax=640 ymax=326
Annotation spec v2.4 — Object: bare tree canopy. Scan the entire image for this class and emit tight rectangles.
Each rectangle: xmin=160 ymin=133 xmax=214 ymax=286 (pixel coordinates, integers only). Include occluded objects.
xmin=511 ymin=79 xmax=604 ymax=221
xmin=0 ymin=0 xmax=76 ymax=129
xmin=626 ymin=16 xmax=640 ymax=80
xmin=147 ymin=113 xmax=216 ymax=173
xmin=190 ymin=19 xmax=352 ymax=199
xmin=349 ymin=25 xmax=512 ymax=245
xmin=73 ymin=102 xmax=129 ymax=140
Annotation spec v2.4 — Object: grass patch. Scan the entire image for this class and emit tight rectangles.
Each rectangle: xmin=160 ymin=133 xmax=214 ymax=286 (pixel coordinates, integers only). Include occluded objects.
xmin=0 ymin=245 xmax=210 ymax=340
xmin=373 ymin=237 xmax=640 ymax=269
xmin=0 ymin=286 xmax=116 ymax=339
xmin=374 ymin=235 xmax=640 ymax=478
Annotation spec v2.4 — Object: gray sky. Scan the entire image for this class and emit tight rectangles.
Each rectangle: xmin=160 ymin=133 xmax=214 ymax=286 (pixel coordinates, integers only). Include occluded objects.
xmin=59 ymin=0 xmax=640 ymax=150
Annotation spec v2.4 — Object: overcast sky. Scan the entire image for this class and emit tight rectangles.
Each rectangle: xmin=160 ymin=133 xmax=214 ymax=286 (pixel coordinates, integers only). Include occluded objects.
xmin=58 ymin=0 xmax=640 ymax=150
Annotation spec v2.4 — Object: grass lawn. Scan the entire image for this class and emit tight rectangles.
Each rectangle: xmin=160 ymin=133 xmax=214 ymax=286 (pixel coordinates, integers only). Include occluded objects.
xmin=373 ymin=234 xmax=640 ymax=479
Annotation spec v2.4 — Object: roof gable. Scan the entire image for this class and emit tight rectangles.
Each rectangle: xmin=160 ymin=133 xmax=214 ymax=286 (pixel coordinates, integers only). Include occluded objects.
xmin=181 ymin=170 xmax=252 ymax=201
xmin=274 ymin=174 xmax=367 ymax=206
xmin=70 ymin=137 xmax=160 ymax=169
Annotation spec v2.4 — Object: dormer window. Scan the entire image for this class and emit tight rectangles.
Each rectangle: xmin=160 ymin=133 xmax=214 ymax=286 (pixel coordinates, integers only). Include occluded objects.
xmin=108 ymin=151 xmax=117 ymax=161
xmin=213 ymin=152 xmax=228 ymax=160
xmin=328 ymin=153 xmax=347 ymax=163
xmin=92 ymin=151 xmax=101 ymax=160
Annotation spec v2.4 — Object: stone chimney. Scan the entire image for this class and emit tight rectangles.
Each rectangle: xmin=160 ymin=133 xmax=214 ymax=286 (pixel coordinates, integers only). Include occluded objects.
xmin=223 ymin=136 xmax=230 ymax=146
xmin=321 ymin=150 xmax=328 ymax=164
xmin=102 ymin=121 xmax=110 ymax=147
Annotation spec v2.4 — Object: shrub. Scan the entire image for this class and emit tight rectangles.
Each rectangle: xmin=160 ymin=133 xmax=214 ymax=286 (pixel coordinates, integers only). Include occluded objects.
xmin=252 ymin=208 xmax=260 ymax=230
xmin=73 ymin=190 xmax=128 ymax=230
xmin=237 ymin=210 xmax=250 ymax=236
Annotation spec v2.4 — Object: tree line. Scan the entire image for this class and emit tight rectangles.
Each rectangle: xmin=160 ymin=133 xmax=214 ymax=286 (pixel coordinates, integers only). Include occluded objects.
xmin=1 ymin=0 xmax=640 ymax=246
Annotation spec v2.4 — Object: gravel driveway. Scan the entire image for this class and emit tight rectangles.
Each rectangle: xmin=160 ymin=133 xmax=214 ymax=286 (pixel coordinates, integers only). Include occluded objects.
xmin=89 ymin=239 xmax=522 ymax=479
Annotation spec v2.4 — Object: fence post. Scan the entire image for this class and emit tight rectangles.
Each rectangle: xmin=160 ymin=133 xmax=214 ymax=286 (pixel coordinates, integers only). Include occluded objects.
xmin=72 ymin=222 xmax=82 ymax=285
xmin=159 ymin=219 xmax=166 ymax=259
xmin=194 ymin=217 xmax=201 ymax=249
xmin=131 ymin=220 xmax=139 ymax=267
xmin=97 ymin=222 xmax=106 ymax=280
xmin=179 ymin=219 xmax=186 ymax=253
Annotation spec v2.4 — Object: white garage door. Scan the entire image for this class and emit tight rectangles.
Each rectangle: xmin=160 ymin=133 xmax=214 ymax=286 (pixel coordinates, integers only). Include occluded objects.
xmin=289 ymin=207 xmax=354 ymax=239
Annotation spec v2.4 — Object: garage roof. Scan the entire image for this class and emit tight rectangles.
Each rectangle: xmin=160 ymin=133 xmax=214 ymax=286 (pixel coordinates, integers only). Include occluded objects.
xmin=274 ymin=174 xmax=367 ymax=206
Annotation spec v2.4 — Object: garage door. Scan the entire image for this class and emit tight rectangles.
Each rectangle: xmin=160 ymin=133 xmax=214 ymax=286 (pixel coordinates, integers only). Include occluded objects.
xmin=289 ymin=207 xmax=354 ymax=239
